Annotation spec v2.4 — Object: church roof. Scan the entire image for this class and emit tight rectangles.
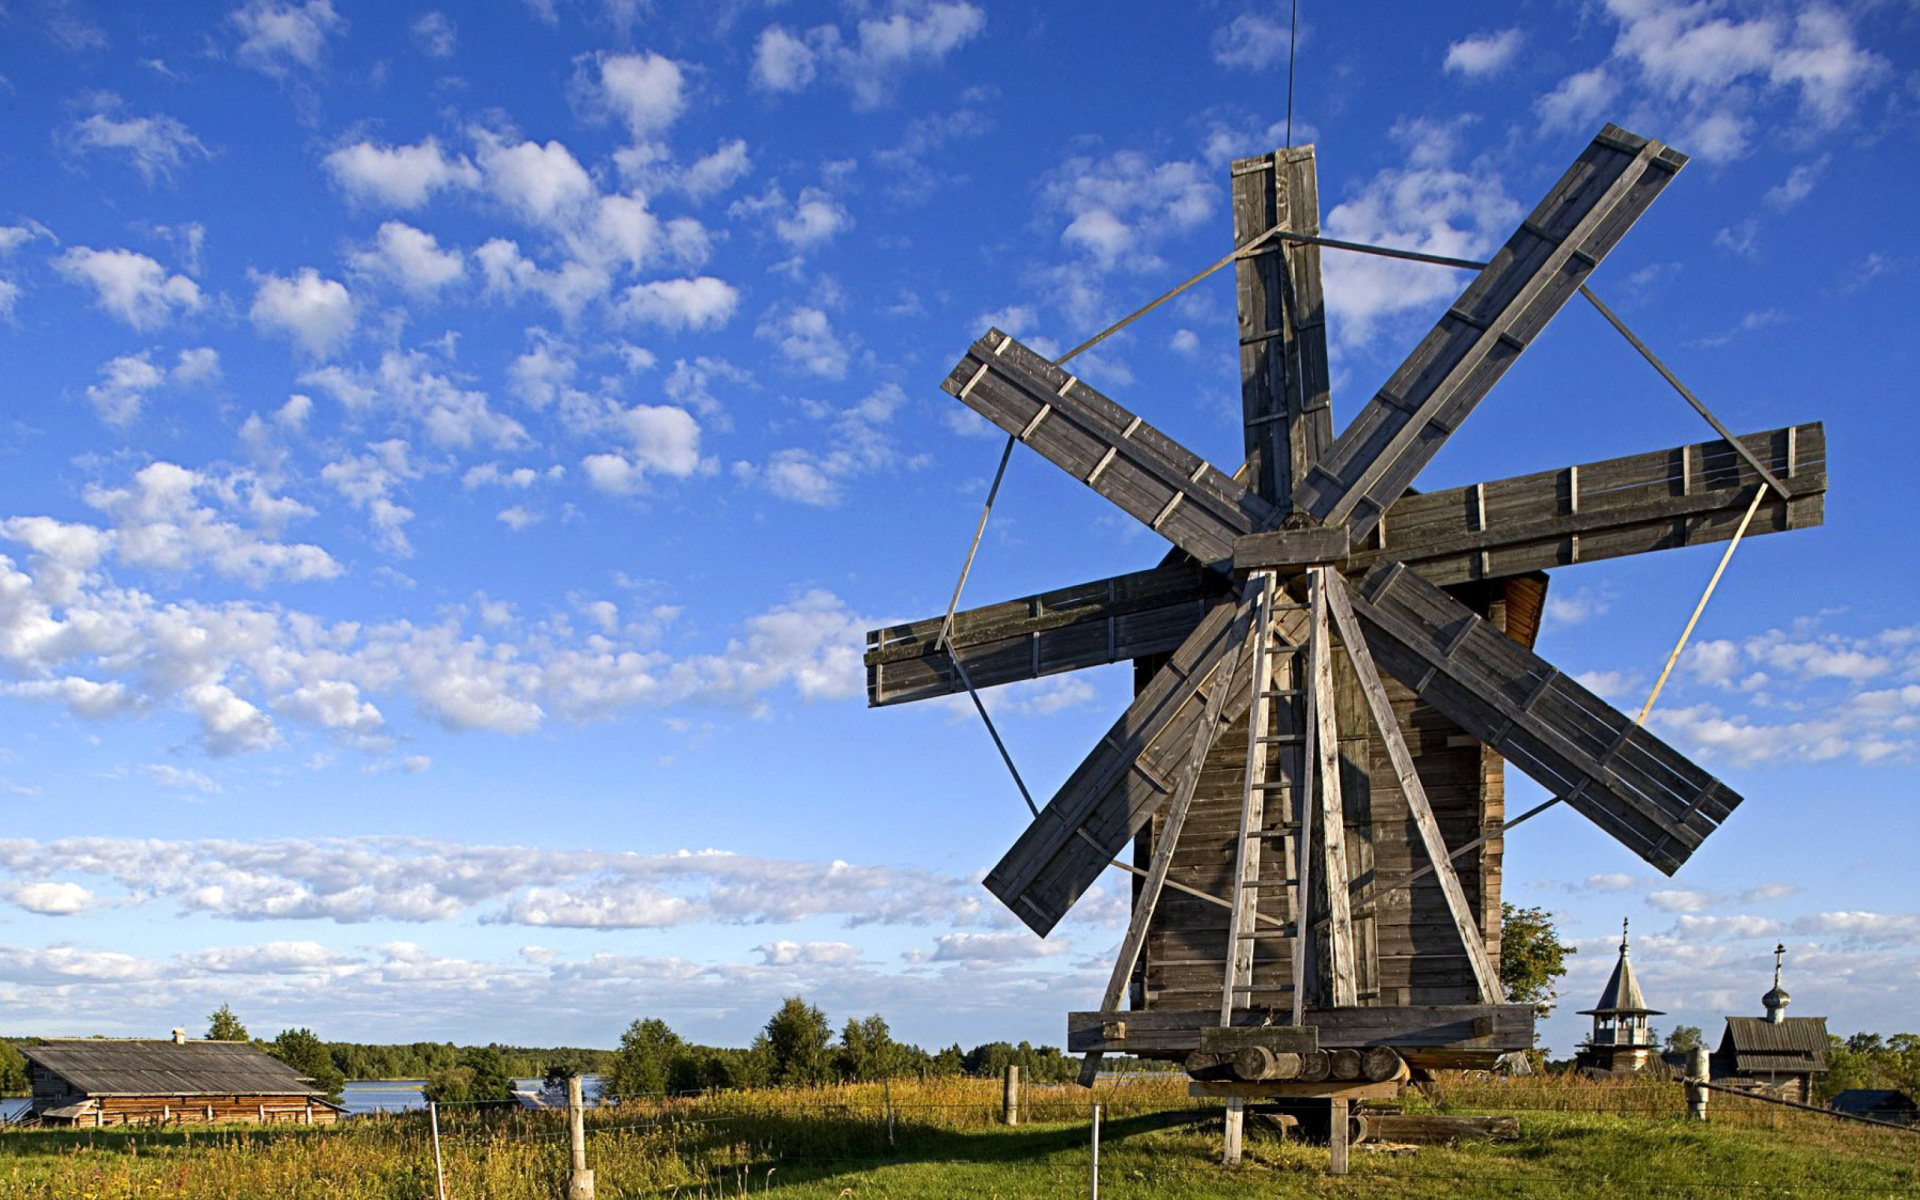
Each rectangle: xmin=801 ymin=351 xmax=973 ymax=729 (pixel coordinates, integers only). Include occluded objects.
xmin=1579 ymin=923 xmax=1662 ymax=1017
xmin=1716 ymin=1016 xmax=1830 ymax=1075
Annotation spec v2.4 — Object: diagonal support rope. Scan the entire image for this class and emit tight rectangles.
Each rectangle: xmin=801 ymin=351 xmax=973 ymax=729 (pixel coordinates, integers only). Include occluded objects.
xmin=1635 ymin=483 xmax=1769 ymax=724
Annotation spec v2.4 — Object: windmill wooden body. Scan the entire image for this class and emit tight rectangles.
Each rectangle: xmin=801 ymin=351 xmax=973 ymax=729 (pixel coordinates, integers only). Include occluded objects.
xmin=864 ymin=125 xmax=1826 ymax=1133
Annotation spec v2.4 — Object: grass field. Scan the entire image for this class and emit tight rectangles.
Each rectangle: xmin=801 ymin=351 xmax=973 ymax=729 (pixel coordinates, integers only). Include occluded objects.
xmin=2 ymin=1074 xmax=1915 ymax=1199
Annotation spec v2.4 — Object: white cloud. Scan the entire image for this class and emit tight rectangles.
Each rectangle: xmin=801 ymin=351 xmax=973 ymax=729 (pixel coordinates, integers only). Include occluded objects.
xmin=593 ymin=51 xmax=687 ymax=137
xmin=1212 ymin=12 xmax=1291 ymax=71
xmin=411 ymin=11 xmax=456 ymax=58
xmin=323 ymin=137 xmax=481 ymax=209
xmin=749 ymin=3 xmax=984 ymax=108
xmin=1765 ymin=155 xmax=1828 ymax=210
xmin=756 ymin=940 xmax=860 ymax=967
xmin=66 ymin=95 xmax=210 ymax=183
xmin=751 ymin=26 xmax=816 ymax=93
xmin=3 ymin=880 xmax=96 ymax=916
xmin=306 ymin=352 xmax=527 ymax=450
xmin=927 ymin=931 xmax=1063 ymax=963
xmin=349 ymin=221 xmax=466 ymax=295
xmin=1321 ymin=118 xmax=1520 ymax=349
xmin=679 ymin=140 xmax=752 ymax=201
xmin=8 ymin=677 xmax=141 ymax=720
xmin=621 ymin=276 xmax=738 ymax=332
xmin=1648 ymin=888 xmax=1715 ymax=913
xmin=83 ymin=352 xmax=166 ymax=427
xmin=140 ymin=763 xmax=222 ymax=795
xmin=184 ymin=681 xmax=279 ymax=756
xmin=82 ymin=461 xmax=342 ymax=585
xmin=756 ymin=305 xmax=849 ymax=379
xmin=250 ymin=268 xmax=355 ymax=358
xmin=475 ymin=132 xmax=597 ymax=230
xmin=1533 ymin=1 xmax=1889 ymax=163
xmin=745 ymin=384 xmax=905 ymax=507
xmin=474 ymin=238 xmax=612 ymax=321
xmin=230 ymin=0 xmax=346 ymax=76
xmin=779 ymin=187 xmax=852 ymax=250
xmin=1444 ymin=28 xmax=1523 ymax=77
xmin=56 ymin=247 xmax=204 ymax=330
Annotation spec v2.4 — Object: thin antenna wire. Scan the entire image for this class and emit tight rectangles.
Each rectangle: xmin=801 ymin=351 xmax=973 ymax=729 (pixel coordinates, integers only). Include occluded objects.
xmin=1285 ymin=0 xmax=1300 ymax=147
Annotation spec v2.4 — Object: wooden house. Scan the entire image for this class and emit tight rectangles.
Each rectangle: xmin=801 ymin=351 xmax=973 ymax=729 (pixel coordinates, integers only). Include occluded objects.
xmin=1709 ymin=945 xmax=1828 ymax=1103
xmin=20 ymin=1032 xmax=345 ymax=1127
xmin=1829 ymin=1089 xmax=1918 ymax=1127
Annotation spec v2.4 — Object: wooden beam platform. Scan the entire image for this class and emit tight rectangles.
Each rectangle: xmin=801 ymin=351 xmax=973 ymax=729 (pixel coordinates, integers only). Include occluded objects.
xmin=1067 ymin=1004 xmax=1534 ymax=1055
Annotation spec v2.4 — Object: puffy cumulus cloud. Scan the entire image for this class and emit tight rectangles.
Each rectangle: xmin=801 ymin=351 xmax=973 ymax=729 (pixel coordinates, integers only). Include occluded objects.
xmin=755 ymin=305 xmax=850 ymax=378
xmin=0 ymin=836 xmax=988 ymax=932
xmin=80 ymin=348 xmax=220 ymax=428
xmin=1790 ymin=911 xmax=1920 ymax=948
xmin=323 ymin=137 xmax=482 ymax=209
xmin=925 ymin=931 xmax=1065 ymax=964
xmin=1321 ymin=118 xmax=1520 ymax=349
xmin=411 ymin=11 xmax=456 ymax=58
xmin=580 ymin=404 xmax=704 ymax=495
xmin=230 ymin=0 xmax=347 ymax=76
xmin=306 ymin=351 xmax=526 ymax=451
xmin=2 ymin=879 xmax=97 ymax=915
xmin=590 ymin=51 xmax=687 ymax=138
xmin=1445 ymin=28 xmax=1523 ymax=77
xmin=250 ymin=268 xmax=355 ymax=358
xmin=1534 ymin=1 xmax=1889 ymax=163
xmin=1036 ymin=149 xmax=1214 ymax=298
xmin=0 ymin=518 xmax=877 ymax=749
xmin=678 ymin=139 xmax=752 ymax=201
xmin=81 ymin=461 xmax=340 ymax=585
xmin=474 ymin=132 xmax=598 ymax=230
xmin=756 ymin=940 xmax=862 ymax=967
xmin=740 ymin=384 xmax=906 ymax=507
xmin=64 ymin=94 xmax=210 ymax=184
xmin=620 ymin=276 xmax=738 ymax=332
xmin=729 ymin=184 xmax=852 ymax=254
xmin=1211 ymin=12 xmax=1292 ymax=71
xmin=56 ymin=247 xmax=204 ymax=331
xmin=750 ymin=2 xmax=985 ymax=109
xmin=475 ymin=238 xmax=614 ymax=321
xmin=348 ymin=221 xmax=466 ymax=296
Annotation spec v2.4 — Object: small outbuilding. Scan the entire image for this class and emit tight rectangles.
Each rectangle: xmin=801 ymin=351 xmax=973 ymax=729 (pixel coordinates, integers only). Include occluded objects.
xmin=1830 ymin=1089 xmax=1919 ymax=1127
xmin=1709 ymin=944 xmax=1829 ymax=1103
xmin=20 ymin=1030 xmax=345 ymax=1127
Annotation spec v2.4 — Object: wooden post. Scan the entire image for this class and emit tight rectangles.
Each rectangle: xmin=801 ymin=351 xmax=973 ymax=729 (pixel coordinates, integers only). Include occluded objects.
xmin=429 ymin=1100 xmax=448 ymax=1200
xmin=1687 ymin=1047 xmax=1710 ymax=1122
xmin=1089 ymin=1102 xmax=1102 ymax=1200
xmin=1328 ymin=1096 xmax=1350 ymax=1176
xmin=567 ymin=1074 xmax=595 ymax=1200
xmin=1222 ymin=1097 xmax=1244 ymax=1166
xmin=1002 ymin=1065 xmax=1020 ymax=1126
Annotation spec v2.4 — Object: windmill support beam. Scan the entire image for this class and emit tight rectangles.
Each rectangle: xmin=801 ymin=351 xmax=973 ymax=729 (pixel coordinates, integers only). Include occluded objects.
xmin=1324 ymin=572 xmax=1502 ymax=1003
xmin=1309 ymin=568 xmax=1358 ymax=1008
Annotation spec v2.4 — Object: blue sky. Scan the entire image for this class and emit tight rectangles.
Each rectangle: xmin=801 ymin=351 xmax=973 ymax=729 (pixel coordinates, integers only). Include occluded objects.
xmin=0 ymin=0 xmax=1914 ymax=1060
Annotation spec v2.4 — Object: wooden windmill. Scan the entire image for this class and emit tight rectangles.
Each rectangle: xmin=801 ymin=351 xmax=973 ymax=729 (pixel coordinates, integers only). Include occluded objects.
xmin=864 ymin=124 xmax=1825 ymax=1147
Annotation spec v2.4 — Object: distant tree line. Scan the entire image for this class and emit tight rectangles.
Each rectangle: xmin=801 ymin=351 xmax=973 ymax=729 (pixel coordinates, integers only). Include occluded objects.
xmin=1817 ymin=1032 xmax=1920 ymax=1104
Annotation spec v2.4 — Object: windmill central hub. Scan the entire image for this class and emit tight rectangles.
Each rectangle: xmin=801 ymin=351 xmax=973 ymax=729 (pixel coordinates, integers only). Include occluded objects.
xmin=1231 ymin=526 xmax=1351 ymax=575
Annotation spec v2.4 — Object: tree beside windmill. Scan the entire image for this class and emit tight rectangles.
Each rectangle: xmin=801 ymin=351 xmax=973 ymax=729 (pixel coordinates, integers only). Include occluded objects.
xmin=864 ymin=122 xmax=1827 ymax=1157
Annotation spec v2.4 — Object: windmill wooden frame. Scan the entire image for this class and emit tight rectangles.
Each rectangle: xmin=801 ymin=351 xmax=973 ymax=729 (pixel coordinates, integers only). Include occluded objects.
xmin=865 ymin=124 xmax=1825 ymax=1103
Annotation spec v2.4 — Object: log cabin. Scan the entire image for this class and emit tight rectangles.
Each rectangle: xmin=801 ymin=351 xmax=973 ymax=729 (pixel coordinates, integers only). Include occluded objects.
xmin=20 ymin=1030 xmax=345 ymax=1127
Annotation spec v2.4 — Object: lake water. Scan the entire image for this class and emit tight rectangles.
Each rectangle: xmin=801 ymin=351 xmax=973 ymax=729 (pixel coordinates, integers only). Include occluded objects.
xmin=0 ymin=1077 xmax=604 ymax=1123
xmin=344 ymin=1075 xmax=604 ymax=1117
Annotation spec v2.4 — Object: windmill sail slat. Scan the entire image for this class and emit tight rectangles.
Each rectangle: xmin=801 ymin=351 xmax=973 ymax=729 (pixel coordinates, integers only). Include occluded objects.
xmin=1359 ymin=423 xmax=1825 ymax=584
xmin=985 ymin=598 xmax=1311 ymax=936
xmin=1349 ymin=562 xmax=1739 ymax=874
xmin=1292 ymin=126 xmax=1688 ymax=543
xmin=942 ymin=332 xmax=1277 ymax=568
xmin=863 ymin=424 xmax=1821 ymax=707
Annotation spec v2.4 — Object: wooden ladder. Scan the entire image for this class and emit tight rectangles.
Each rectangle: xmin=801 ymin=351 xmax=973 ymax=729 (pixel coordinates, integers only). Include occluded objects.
xmin=1219 ymin=570 xmax=1311 ymax=1028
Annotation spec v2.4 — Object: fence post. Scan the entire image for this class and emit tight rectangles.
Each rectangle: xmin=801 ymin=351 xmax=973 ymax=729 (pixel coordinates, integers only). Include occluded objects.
xmin=1003 ymin=1065 xmax=1020 ymax=1126
xmin=428 ymin=1101 xmax=448 ymax=1200
xmin=1089 ymin=1102 xmax=1102 ymax=1200
xmin=883 ymin=1076 xmax=895 ymax=1149
xmin=1687 ymin=1047 xmax=1710 ymax=1122
xmin=567 ymin=1075 xmax=596 ymax=1200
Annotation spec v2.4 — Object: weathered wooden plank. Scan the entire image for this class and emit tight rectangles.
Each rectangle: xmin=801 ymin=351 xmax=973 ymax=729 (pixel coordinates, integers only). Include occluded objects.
xmin=1198 ymin=1025 xmax=1319 ymax=1054
xmin=1234 ymin=145 xmax=1333 ymax=507
xmin=943 ymin=332 xmax=1276 ymax=567
xmin=1069 ymin=1004 xmax=1534 ymax=1053
xmin=1233 ymin=525 xmax=1351 ymax=573
xmin=1325 ymin=573 xmax=1502 ymax=1002
xmin=1350 ymin=562 xmax=1740 ymax=873
xmin=1294 ymin=125 xmax=1688 ymax=543
xmin=1310 ymin=569 xmax=1358 ymax=1007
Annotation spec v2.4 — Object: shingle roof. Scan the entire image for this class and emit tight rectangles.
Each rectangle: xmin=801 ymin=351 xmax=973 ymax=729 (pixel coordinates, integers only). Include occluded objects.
xmin=22 ymin=1040 xmax=325 ymax=1098
xmin=1579 ymin=939 xmax=1661 ymax=1017
xmin=1717 ymin=1016 xmax=1829 ymax=1074
xmin=1830 ymin=1089 xmax=1916 ymax=1116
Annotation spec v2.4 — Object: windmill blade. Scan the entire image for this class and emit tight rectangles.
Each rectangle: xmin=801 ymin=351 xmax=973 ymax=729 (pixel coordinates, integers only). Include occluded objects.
xmin=985 ymin=592 xmax=1310 ymax=936
xmin=864 ymin=559 xmax=1229 ymax=707
xmin=1346 ymin=561 xmax=1739 ymax=874
xmin=1349 ymin=423 xmax=1825 ymax=586
xmin=1291 ymin=125 xmax=1689 ymax=544
xmin=943 ymin=331 xmax=1279 ymax=569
